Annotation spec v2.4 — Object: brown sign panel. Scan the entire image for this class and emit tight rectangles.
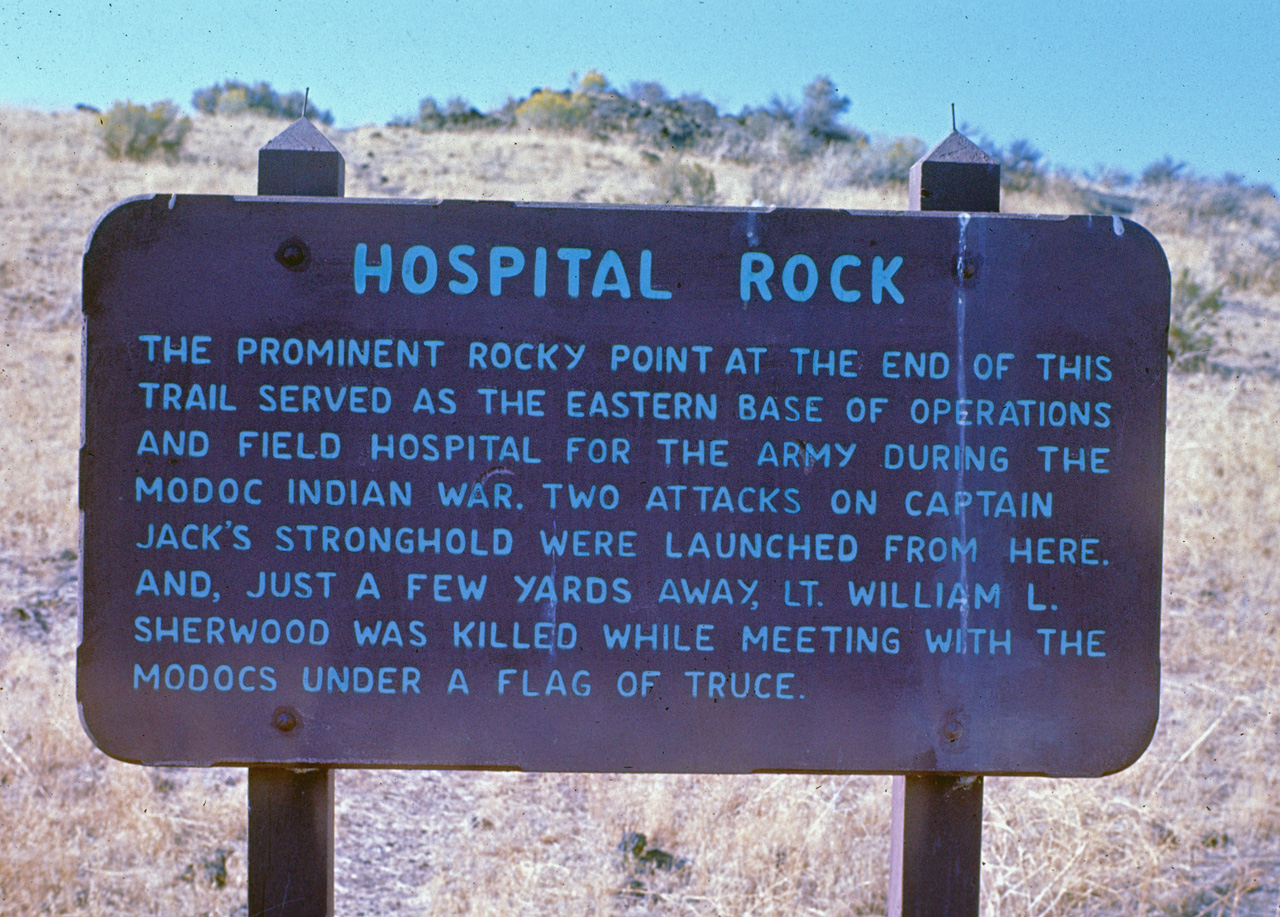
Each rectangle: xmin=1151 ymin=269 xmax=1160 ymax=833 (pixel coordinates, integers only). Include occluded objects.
xmin=79 ymin=197 xmax=1169 ymax=775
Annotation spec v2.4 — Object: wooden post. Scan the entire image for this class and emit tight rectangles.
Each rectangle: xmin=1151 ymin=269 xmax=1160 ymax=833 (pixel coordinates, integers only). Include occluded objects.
xmin=907 ymin=130 xmax=1000 ymax=214
xmin=249 ymin=117 xmax=344 ymax=917
xmin=889 ymin=775 xmax=984 ymax=916
xmin=258 ymin=118 xmax=346 ymax=197
xmin=889 ymin=129 xmax=999 ymax=917
xmin=249 ymin=767 xmax=336 ymax=916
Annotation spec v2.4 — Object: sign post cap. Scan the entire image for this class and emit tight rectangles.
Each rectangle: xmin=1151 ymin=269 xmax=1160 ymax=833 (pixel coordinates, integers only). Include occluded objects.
xmin=262 ymin=118 xmax=343 ymax=154
xmin=258 ymin=118 xmax=345 ymax=197
xmin=918 ymin=129 xmax=998 ymax=165
xmin=909 ymin=129 xmax=1001 ymax=212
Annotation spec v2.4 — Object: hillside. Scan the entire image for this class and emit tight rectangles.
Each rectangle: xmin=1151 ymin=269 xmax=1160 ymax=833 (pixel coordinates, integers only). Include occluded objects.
xmin=1 ymin=106 xmax=1279 ymax=915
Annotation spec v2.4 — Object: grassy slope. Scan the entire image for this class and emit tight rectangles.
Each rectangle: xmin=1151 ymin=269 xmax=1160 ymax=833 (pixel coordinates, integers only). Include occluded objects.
xmin=0 ymin=107 xmax=1278 ymax=915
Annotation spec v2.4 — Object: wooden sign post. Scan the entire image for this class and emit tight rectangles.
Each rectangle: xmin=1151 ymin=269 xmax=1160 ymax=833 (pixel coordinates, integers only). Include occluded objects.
xmin=889 ymin=130 xmax=1002 ymax=917
xmin=249 ymin=118 xmax=343 ymax=917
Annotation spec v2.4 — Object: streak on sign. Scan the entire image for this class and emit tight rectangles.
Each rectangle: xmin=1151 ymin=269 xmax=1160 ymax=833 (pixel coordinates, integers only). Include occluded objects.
xmin=79 ymin=196 xmax=1169 ymax=775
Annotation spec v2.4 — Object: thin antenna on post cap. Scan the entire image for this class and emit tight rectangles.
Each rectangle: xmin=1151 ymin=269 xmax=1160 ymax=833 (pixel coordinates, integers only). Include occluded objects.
xmin=303 ymin=88 xmax=310 ymax=121
xmin=951 ymin=103 xmax=956 ymax=132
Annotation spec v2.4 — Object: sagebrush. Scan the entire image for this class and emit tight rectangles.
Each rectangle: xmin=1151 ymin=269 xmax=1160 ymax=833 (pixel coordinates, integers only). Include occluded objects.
xmin=192 ymin=80 xmax=333 ymax=124
xmin=1168 ymin=268 xmax=1225 ymax=371
xmin=97 ymin=100 xmax=190 ymax=162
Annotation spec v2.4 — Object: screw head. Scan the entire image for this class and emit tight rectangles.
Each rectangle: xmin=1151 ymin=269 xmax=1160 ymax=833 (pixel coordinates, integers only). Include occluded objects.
xmin=275 ymin=238 xmax=310 ymax=271
xmin=273 ymin=707 xmax=298 ymax=732
xmin=943 ymin=719 xmax=964 ymax=742
xmin=956 ymin=254 xmax=979 ymax=281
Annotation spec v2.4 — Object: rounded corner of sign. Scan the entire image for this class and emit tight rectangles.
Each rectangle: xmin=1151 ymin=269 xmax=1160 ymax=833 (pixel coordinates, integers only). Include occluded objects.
xmin=76 ymin=702 xmax=144 ymax=766
xmin=1101 ymin=741 xmax=1157 ymax=778
xmin=1094 ymin=713 xmax=1162 ymax=777
xmin=1117 ymin=217 xmax=1170 ymax=263
xmin=84 ymin=195 xmax=160 ymax=256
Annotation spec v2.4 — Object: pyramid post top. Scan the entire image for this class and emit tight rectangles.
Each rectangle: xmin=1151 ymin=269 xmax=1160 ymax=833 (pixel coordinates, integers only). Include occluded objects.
xmin=919 ymin=130 xmax=998 ymax=166
xmin=909 ymin=130 xmax=1001 ymax=213
xmin=258 ymin=119 xmax=345 ymax=197
xmin=261 ymin=118 xmax=341 ymax=154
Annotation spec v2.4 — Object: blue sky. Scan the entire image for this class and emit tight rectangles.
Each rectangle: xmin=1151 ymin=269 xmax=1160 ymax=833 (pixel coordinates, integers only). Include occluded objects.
xmin=3 ymin=0 xmax=1277 ymax=188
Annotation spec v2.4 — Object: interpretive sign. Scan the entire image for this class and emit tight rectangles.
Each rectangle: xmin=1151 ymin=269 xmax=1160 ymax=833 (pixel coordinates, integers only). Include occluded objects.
xmin=80 ymin=196 xmax=1168 ymax=775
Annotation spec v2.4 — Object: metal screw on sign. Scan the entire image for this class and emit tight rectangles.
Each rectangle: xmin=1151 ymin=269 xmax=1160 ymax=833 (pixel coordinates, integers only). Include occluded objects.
xmin=272 ymin=707 xmax=299 ymax=733
xmin=275 ymin=238 xmax=310 ymax=271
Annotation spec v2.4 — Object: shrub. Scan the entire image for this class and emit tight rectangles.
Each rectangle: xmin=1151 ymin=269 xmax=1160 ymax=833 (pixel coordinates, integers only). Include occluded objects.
xmin=415 ymin=96 xmax=488 ymax=131
xmin=841 ymin=136 xmax=926 ymax=185
xmin=748 ymin=166 xmax=820 ymax=208
xmin=998 ymin=138 xmax=1045 ymax=192
xmin=408 ymin=72 xmax=875 ymax=164
xmin=98 ymin=100 xmax=191 ymax=162
xmin=798 ymin=76 xmax=854 ymax=145
xmin=1141 ymin=155 xmax=1187 ymax=186
xmin=633 ymin=94 xmax=722 ymax=151
xmin=579 ymin=69 xmax=608 ymax=93
xmin=652 ymin=160 xmax=719 ymax=205
xmin=1215 ymin=236 xmax=1280 ymax=296
xmin=515 ymin=88 xmax=595 ymax=130
xmin=1168 ymin=268 xmax=1225 ymax=372
xmin=414 ymin=98 xmax=444 ymax=130
xmin=721 ymin=78 xmax=862 ymax=161
xmin=192 ymin=81 xmax=333 ymax=124
xmin=627 ymin=81 xmax=669 ymax=107
xmin=399 ymin=71 xmax=881 ymax=163
xmin=515 ymin=71 xmax=631 ymax=136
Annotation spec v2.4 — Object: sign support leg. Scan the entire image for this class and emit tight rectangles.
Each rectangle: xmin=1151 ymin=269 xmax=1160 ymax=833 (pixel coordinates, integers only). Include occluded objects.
xmin=249 ymin=767 xmax=335 ymax=917
xmin=248 ymin=115 xmax=345 ymax=917
xmin=889 ymin=128 xmax=1002 ymax=914
xmin=888 ymin=774 xmax=984 ymax=916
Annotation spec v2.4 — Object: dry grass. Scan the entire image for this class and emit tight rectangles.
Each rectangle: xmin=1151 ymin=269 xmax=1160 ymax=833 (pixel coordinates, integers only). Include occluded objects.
xmin=1 ymin=106 xmax=1279 ymax=914
xmin=0 ymin=554 xmax=246 ymax=914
